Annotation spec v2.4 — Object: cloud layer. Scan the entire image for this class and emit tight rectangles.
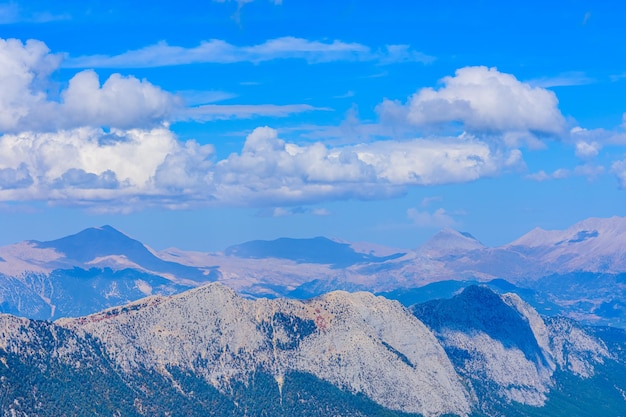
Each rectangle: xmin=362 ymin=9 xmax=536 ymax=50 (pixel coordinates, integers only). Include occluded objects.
xmin=0 ymin=125 xmax=522 ymax=210
xmin=5 ymin=37 xmax=615 ymax=212
xmin=65 ymin=37 xmax=434 ymax=68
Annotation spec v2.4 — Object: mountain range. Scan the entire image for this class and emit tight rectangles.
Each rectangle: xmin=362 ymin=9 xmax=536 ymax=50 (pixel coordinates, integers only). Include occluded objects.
xmin=1 ymin=217 xmax=626 ymax=326
xmin=2 ymin=283 xmax=625 ymax=416
xmin=1 ymin=218 xmax=626 ymax=415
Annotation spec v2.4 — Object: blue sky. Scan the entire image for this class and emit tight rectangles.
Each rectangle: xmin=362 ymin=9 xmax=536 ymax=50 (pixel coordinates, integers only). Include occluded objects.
xmin=0 ymin=0 xmax=625 ymax=250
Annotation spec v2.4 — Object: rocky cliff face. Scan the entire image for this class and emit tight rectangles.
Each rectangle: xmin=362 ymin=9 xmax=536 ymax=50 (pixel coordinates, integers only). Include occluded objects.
xmin=412 ymin=286 xmax=618 ymax=414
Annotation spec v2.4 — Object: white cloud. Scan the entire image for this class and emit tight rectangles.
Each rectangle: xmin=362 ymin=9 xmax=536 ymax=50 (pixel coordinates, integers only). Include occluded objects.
xmin=525 ymin=170 xmax=551 ymax=182
xmin=0 ymin=38 xmax=321 ymax=132
xmin=575 ymin=140 xmax=600 ymax=159
xmin=0 ymin=38 xmax=61 ymax=132
xmin=311 ymin=207 xmax=330 ymax=216
xmin=0 ymin=38 xmax=177 ymax=132
xmin=569 ymin=125 xmax=626 ymax=148
xmin=0 ymin=126 xmax=200 ymax=194
xmin=210 ymin=127 xmax=522 ymax=206
xmin=177 ymin=90 xmax=237 ymax=106
xmin=611 ymin=159 xmax=626 ymax=188
xmin=64 ymin=37 xmax=434 ymax=68
xmin=407 ymin=207 xmax=456 ymax=228
xmin=256 ymin=206 xmax=330 ymax=217
xmin=526 ymin=164 xmax=604 ymax=182
xmin=183 ymin=104 xmax=325 ymax=121
xmin=59 ymin=70 xmax=178 ymax=129
xmin=0 ymin=126 xmax=523 ymax=210
xmin=0 ymin=3 xmax=69 ymax=24
xmin=527 ymin=71 xmax=594 ymax=88
xmin=378 ymin=66 xmax=565 ymax=138
xmin=420 ymin=196 xmax=443 ymax=207
xmin=574 ymin=164 xmax=604 ymax=179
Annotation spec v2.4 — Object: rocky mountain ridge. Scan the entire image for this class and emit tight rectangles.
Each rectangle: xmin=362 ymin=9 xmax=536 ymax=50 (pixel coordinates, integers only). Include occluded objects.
xmin=2 ymin=284 xmax=624 ymax=416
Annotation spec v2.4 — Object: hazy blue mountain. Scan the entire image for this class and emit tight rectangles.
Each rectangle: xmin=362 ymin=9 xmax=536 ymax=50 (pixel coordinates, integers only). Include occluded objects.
xmin=34 ymin=225 xmax=217 ymax=282
xmin=225 ymin=236 xmax=405 ymax=268
xmin=380 ymin=279 xmax=564 ymax=317
xmin=1 ymin=217 xmax=626 ymax=327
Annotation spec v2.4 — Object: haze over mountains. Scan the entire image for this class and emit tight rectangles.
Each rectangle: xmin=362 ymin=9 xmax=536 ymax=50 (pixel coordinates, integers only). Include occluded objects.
xmin=0 ymin=216 xmax=625 ymax=326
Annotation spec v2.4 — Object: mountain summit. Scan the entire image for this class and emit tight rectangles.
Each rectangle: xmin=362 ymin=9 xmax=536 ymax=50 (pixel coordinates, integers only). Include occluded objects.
xmin=418 ymin=228 xmax=485 ymax=257
xmin=35 ymin=225 xmax=151 ymax=263
xmin=225 ymin=236 xmax=404 ymax=268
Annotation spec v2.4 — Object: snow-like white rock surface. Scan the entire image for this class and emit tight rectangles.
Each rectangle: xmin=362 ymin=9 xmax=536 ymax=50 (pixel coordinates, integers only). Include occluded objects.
xmin=59 ymin=283 xmax=472 ymax=417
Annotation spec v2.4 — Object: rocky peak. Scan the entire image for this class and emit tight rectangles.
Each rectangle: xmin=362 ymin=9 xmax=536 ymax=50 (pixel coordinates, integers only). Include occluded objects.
xmin=60 ymin=283 xmax=472 ymax=417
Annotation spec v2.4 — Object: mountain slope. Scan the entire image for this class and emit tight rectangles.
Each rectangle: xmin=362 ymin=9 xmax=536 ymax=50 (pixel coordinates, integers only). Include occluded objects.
xmin=1 ymin=284 xmax=624 ymax=416
xmin=59 ymin=284 xmax=472 ymax=417
xmin=34 ymin=225 xmax=216 ymax=282
xmin=411 ymin=286 xmax=624 ymax=416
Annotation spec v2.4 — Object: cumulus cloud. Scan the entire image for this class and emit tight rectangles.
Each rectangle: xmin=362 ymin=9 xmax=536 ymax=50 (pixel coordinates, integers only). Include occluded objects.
xmin=53 ymin=169 xmax=120 ymax=189
xmin=0 ymin=126 xmax=523 ymax=210
xmin=569 ymin=126 xmax=626 ymax=152
xmin=407 ymin=207 xmax=456 ymax=228
xmin=575 ymin=140 xmax=600 ymax=159
xmin=1 ymin=39 xmax=572 ymax=210
xmin=64 ymin=37 xmax=434 ymax=68
xmin=0 ymin=126 xmax=207 ymax=201
xmin=0 ymin=38 xmax=320 ymax=132
xmin=378 ymin=66 xmax=566 ymax=139
xmin=210 ymin=127 xmax=522 ymax=206
xmin=0 ymin=38 xmax=177 ymax=133
xmin=0 ymin=163 xmax=33 ymax=189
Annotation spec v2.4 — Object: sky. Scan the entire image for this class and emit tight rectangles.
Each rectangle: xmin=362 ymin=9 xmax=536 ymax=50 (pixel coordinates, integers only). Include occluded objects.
xmin=0 ymin=0 xmax=626 ymax=251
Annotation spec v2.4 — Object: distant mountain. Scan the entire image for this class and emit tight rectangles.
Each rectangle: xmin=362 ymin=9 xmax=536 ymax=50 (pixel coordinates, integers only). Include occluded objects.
xmin=1 ymin=217 xmax=626 ymax=327
xmin=417 ymin=228 xmax=485 ymax=258
xmin=507 ymin=216 xmax=626 ymax=273
xmin=0 ymin=226 xmax=217 ymax=320
xmin=1 ymin=284 xmax=623 ymax=416
xmin=224 ymin=236 xmax=405 ymax=268
xmin=33 ymin=225 xmax=216 ymax=282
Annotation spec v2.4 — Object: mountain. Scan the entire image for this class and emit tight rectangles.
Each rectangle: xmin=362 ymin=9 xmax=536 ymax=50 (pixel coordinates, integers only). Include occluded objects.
xmin=33 ymin=225 xmax=216 ymax=282
xmin=0 ymin=226 xmax=218 ymax=320
xmin=411 ymin=286 xmax=626 ymax=416
xmin=2 ymin=217 xmax=626 ymax=327
xmin=507 ymin=216 xmax=626 ymax=274
xmin=224 ymin=236 xmax=405 ymax=268
xmin=1 ymin=284 xmax=624 ymax=416
xmin=417 ymin=228 xmax=485 ymax=258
